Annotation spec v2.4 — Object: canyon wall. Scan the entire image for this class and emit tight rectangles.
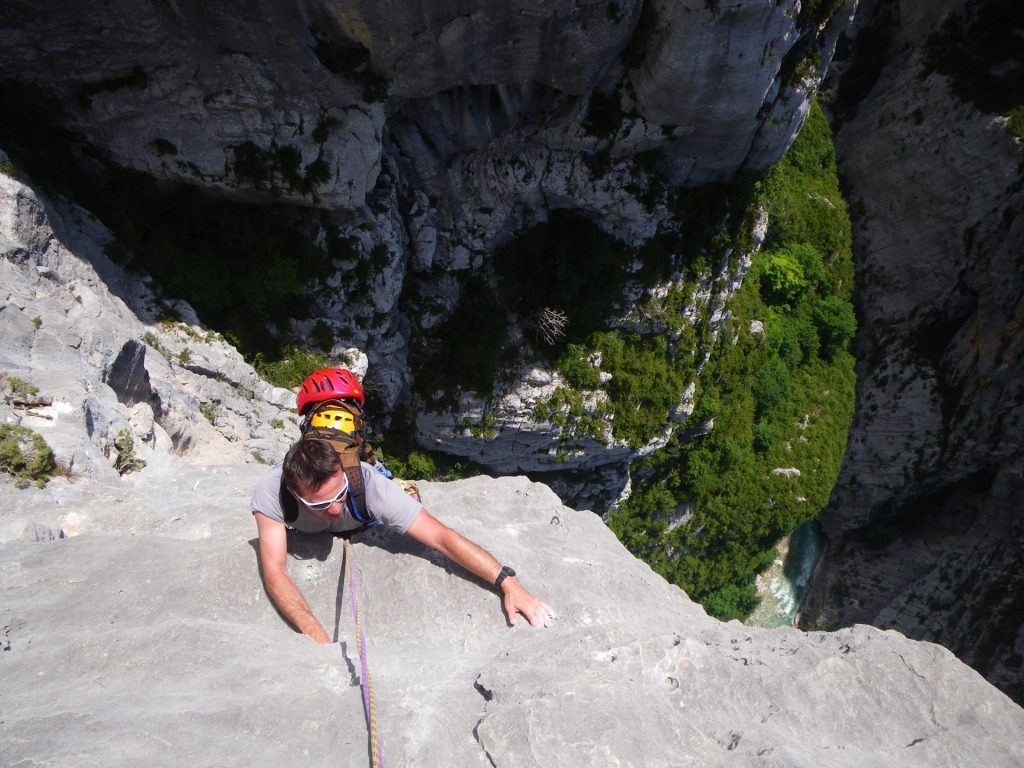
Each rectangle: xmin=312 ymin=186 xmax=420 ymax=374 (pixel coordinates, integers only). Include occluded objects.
xmin=5 ymin=157 xmax=1022 ymax=765
xmin=803 ymin=0 xmax=1024 ymax=703
xmin=0 ymin=1 xmax=854 ymax=497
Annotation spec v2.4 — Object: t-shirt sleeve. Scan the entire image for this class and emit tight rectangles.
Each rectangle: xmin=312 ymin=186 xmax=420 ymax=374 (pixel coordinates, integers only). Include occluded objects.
xmin=250 ymin=465 xmax=286 ymax=525
xmin=363 ymin=465 xmax=423 ymax=533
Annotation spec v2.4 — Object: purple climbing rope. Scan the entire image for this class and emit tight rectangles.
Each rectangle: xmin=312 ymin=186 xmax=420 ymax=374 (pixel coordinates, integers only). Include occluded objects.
xmin=344 ymin=539 xmax=383 ymax=768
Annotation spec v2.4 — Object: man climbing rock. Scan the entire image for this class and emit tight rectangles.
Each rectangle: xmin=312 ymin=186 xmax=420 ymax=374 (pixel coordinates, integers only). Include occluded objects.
xmin=250 ymin=368 xmax=554 ymax=643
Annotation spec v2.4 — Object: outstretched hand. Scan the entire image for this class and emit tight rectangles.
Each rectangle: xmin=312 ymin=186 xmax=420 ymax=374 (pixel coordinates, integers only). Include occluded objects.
xmin=501 ymin=578 xmax=556 ymax=628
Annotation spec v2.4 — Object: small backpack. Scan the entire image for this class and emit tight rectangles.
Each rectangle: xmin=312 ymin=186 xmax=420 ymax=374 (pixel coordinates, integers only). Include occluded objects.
xmin=279 ymin=398 xmax=379 ymax=537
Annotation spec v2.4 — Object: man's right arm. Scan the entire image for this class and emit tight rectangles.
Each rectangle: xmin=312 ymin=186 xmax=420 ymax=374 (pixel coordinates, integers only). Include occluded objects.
xmin=254 ymin=512 xmax=332 ymax=644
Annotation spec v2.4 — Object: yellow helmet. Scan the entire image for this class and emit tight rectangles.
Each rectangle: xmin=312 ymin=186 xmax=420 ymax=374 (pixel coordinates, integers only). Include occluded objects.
xmin=309 ymin=407 xmax=357 ymax=434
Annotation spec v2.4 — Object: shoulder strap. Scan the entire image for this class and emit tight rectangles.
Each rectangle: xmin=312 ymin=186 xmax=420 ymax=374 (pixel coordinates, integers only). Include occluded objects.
xmin=287 ymin=398 xmax=378 ymax=530
xmin=279 ymin=477 xmax=299 ymax=524
xmin=292 ymin=431 xmax=376 ymax=527
xmin=277 ymin=468 xmax=376 ymax=533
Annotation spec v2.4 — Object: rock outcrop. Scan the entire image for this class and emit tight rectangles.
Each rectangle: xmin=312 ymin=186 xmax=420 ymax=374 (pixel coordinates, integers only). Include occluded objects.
xmin=0 ymin=0 xmax=850 ymax=206
xmin=0 ymin=156 xmax=297 ymax=475
xmin=4 ymin=467 xmax=1024 ymax=767
xmin=3 ymin=13 xmax=1024 ymax=757
xmin=0 ymin=0 xmax=856 ymax=478
xmin=802 ymin=0 xmax=1024 ymax=703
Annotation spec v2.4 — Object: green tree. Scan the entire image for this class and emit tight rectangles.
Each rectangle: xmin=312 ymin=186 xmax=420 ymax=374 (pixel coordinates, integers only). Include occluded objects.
xmin=752 ymin=355 xmax=794 ymax=418
xmin=702 ymin=582 xmax=761 ymax=622
xmin=760 ymin=249 xmax=808 ymax=308
xmin=812 ymin=295 xmax=858 ymax=359
xmin=789 ymin=242 xmax=827 ymax=288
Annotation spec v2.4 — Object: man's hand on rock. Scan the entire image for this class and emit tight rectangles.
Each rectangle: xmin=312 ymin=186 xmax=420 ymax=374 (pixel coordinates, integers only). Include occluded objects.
xmin=501 ymin=577 xmax=556 ymax=628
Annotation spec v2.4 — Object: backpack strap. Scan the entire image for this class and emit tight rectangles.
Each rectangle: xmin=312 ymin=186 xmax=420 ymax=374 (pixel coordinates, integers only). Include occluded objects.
xmin=278 ymin=429 xmax=377 ymax=531
xmin=280 ymin=478 xmax=300 ymax=525
xmin=300 ymin=432 xmax=372 ymax=523
xmin=277 ymin=471 xmax=376 ymax=532
xmin=278 ymin=397 xmax=381 ymax=534
xmin=300 ymin=399 xmax=378 ymax=465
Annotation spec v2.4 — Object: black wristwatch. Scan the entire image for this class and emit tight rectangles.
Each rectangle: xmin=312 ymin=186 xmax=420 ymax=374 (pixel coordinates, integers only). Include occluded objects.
xmin=494 ymin=565 xmax=516 ymax=590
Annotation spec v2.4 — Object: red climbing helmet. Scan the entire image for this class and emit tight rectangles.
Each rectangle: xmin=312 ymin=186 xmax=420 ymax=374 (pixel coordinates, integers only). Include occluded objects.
xmin=296 ymin=368 xmax=364 ymax=414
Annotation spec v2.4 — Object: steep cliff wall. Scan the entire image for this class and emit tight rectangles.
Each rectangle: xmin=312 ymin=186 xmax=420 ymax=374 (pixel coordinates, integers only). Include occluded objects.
xmin=4 ymin=157 xmax=1021 ymax=765
xmin=0 ymin=156 xmax=298 ymax=474
xmin=0 ymin=0 xmax=848 ymax=205
xmin=803 ymin=0 xmax=1024 ymax=703
xmin=0 ymin=0 xmax=855 ymax=488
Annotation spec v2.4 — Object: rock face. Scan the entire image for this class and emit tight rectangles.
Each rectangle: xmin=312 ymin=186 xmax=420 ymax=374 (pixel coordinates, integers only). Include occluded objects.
xmin=0 ymin=0 xmax=855 ymax=478
xmin=0 ymin=159 xmax=297 ymax=476
xmin=3 ymin=468 xmax=1024 ymax=767
xmin=2 ymin=119 xmax=1023 ymax=765
xmin=0 ymin=0 xmax=849 ymax=205
xmin=0 ymin=0 xmax=384 ymax=209
xmin=802 ymin=0 xmax=1024 ymax=703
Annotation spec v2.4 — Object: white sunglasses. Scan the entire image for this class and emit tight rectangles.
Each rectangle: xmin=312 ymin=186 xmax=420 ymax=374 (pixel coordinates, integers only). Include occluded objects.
xmin=291 ymin=473 xmax=350 ymax=511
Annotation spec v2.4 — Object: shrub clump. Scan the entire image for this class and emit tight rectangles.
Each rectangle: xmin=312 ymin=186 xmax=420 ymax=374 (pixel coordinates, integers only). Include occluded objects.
xmin=0 ymin=424 xmax=57 ymax=487
xmin=253 ymin=346 xmax=328 ymax=390
xmin=112 ymin=429 xmax=146 ymax=476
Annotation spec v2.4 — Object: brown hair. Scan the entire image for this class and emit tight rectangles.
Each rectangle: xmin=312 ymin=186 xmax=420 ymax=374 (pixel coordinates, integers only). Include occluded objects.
xmin=282 ymin=438 xmax=341 ymax=494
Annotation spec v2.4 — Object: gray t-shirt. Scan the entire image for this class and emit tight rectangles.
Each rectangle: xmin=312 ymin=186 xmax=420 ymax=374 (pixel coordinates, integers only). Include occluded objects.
xmin=250 ymin=461 xmax=422 ymax=535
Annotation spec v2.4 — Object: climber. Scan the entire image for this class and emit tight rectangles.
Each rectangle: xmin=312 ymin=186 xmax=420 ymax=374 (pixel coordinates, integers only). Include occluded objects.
xmin=250 ymin=368 xmax=554 ymax=644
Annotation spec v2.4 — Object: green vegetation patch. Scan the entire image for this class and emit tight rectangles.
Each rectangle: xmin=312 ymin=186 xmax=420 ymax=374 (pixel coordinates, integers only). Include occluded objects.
xmin=608 ymin=102 xmax=857 ymax=621
xmin=112 ymin=428 xmax=146 ymax=475
xmin=798 ymin=0 xmax=856 ymax=28
xmin=372 ymin=407 xmax=484 ymax=482
xmin=252 ymin=346 xmax=328 ymax=390
xmin=581 ymin=331 xmax=691 ymax=447
xmin=229 ymin=140 xmax=331 ymax=199
xmin=0 ymin=424 xmax=57 ymax=487
xmin=925 ymin=0 xmax=1024 ymax=144
xmin=5 ymin=376 xmax=40 ymax=401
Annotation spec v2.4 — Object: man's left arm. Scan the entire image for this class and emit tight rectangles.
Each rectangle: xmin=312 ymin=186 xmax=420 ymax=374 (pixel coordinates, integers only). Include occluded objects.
xmin=406 ymin=509 xmax=554 ymax=628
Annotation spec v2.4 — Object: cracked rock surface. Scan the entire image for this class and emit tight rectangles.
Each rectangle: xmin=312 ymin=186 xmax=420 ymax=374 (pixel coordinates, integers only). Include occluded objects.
xmin=1 ymin=165 xmax=1022 ymax=761
xmin=2 ymin=470 xmax=1023 ymax=767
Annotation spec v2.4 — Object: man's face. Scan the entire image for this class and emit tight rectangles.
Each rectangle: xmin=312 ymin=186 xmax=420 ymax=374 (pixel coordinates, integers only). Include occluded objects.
xmin=293 ymin=471 xmax=349 ymax=520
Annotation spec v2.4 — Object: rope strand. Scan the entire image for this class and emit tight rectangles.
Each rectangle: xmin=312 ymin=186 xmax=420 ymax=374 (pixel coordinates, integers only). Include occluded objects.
xmin=345 ymin=539 xmax=383 ymax=768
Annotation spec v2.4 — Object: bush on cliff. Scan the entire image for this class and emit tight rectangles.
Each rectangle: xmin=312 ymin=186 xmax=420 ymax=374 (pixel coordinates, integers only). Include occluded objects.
xmin=609 ymin=102 xmax=857 ymax=620
xmin=0 ymin=424 xmax=57 ymax=487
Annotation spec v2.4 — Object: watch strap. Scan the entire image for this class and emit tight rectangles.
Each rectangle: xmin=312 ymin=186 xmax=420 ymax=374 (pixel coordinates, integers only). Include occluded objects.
xmin=494 ymin=565 xmax=516 ymax=589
